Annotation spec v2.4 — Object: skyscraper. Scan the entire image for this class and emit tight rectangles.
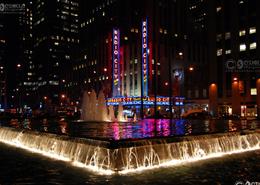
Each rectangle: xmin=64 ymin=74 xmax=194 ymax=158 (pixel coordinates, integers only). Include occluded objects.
xmin=32 ymin=0 xmax=80 ymax=107
xmin=189 ymin=0 xmax=260 ymax=117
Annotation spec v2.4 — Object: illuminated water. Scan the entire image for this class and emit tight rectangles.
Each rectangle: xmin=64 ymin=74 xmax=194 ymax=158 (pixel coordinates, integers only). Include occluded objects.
xmin=0 ymin=125 xmax=259 ymax=174
xmin=80 ymin=90 xmax=126 ymax=122
xmin=0 ymin=118 xmax=259 ymax=182
xmin=0 ymin=142 xmax=259 ymax=185
xmin=1 ymin=118 xmax=259 ymax=140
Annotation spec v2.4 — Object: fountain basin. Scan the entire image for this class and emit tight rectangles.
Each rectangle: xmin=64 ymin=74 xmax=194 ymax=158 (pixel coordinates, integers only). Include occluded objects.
xmin=0 ymin=126 xmax=259 ymax=174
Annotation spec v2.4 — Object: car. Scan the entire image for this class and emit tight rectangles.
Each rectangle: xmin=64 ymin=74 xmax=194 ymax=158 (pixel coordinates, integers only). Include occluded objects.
xmin=182 ymin=111 xmax=212 ymax=120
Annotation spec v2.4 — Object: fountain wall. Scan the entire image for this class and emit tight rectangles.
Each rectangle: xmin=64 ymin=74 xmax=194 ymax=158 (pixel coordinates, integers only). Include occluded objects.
xmin=0 ymin=126 xmax=259 ymax=174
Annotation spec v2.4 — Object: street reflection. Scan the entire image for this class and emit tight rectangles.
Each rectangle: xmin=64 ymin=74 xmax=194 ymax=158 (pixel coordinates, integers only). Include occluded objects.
xmin=2 ymin=118 xmax=259 ymax=141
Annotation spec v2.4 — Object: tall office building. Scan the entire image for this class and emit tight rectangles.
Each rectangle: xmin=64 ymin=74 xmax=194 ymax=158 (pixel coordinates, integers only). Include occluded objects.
xmin=71 ymin=0 xmax=209 ymax=112
xmin=32 ymin=0 xmax=80 ymax=106
xmin=189 ymin=0 xmax=260 ymax=117
xmin=0 ymin=1 xmax=27 ymax=109
xmin=0 ymin=23 xmax=7 ymax=109
xmin=15 ymin=1 xmax=34 ymax=109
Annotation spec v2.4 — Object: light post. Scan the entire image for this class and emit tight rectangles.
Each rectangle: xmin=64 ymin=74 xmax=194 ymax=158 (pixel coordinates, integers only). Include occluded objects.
xmin=232 ymin=76 xmax=241 ymax=116
xmin=60 ymin=94 xmax=66 ymax=107
xmin=256 ymin=78 xmax=260 ymax=120
xmin=16 ymin=64 xmax=22 ymax=110
xmin=168 ymin=55 xmax=173 ymax=121
xmin=209 ymin=83 xmax=218 ymax=116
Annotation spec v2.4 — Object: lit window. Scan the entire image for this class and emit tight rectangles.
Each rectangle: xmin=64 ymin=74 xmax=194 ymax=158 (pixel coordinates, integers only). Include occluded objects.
xmin=217 ymin=49 xmax=223 ymax=56
xmin=225 ymin=50 xmax=231 ymax=54
xmin=216 ymin=7 xmax=222 ymax=12
xmin=195 ymin=90 xmax=199 ymax=98
xmin=250 ymin=88 xmax=257 ymax=95
xmin=225 ymin=32 xmax=231 ymax=39
xmin=239 ymin=30 xmax=246 ymax=36
xmin=216 ymin=34 xmax=222 ymax=41
xmin=249 ymin=27 xmax=256 ymax=34
xmin=187 ymin=90 xmax=191 ymax=98
xmin=54 ymin=42 xmax=59 ymax=46
xmin=203 ymin=89 xmax=207 ymax=98
xmin=250 ymin=42 xmax=257 ymax=50
xmin=239 ymin=44 xmax=246 ymax=51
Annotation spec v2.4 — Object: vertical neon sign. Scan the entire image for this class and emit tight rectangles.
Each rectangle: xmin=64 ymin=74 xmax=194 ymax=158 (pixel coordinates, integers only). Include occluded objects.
xmin=112 ymin=28 xmax=120 ymax=97
xmin=142 ymin=18 xmax=148 ymax=96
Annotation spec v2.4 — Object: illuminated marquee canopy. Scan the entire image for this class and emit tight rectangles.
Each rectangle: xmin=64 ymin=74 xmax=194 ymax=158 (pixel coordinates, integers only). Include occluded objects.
xmin=107 ymin=96 xmax=185 ymax=106
xmin=107 ymin=96 xmax=168 ymax=106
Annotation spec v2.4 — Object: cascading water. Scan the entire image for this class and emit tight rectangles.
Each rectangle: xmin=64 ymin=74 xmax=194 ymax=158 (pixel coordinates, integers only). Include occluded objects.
xmin=0 ymin=126 xmax=259 ymax=174
xmin=117 ymin=103 xmax=127 ymax=122
xmin=0 ymin=127 xmax=113 ymax=174
xmin=81 ymin=90 xmax=110 ymax=122
xmin=108 ymin=105 xmax=115 ymax=121
xmin=81 ymin=90 xmax=127 ymax=122
xmin=97 ymin=91 xmax=109 ymax=121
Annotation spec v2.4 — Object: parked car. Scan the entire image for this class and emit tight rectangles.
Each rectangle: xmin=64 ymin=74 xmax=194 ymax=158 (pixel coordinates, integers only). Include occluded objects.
xmin=182 ymin=111 xmax=212 ymax=120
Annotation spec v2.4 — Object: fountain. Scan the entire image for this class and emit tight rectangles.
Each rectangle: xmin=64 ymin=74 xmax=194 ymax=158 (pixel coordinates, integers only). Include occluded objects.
xmin=0 ymin=126 xmax=259 ymax=174
xmin=117 ymin=103 xmax=127 ymax=122
xmin=108 ymin=105 xmax=115 ymax=121
xmin=81 ymin=90 xmax=127 ymax=122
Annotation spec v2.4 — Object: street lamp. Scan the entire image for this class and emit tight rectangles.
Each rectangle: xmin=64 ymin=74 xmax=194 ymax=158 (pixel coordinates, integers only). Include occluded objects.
xmin=61 ymin=94 xmax=66 ymax=99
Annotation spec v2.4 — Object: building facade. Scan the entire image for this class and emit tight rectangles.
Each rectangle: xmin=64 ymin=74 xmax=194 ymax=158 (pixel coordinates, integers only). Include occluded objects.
xmin=70 ymin=0 xmax=210 ymax=116
xmin=205 ymin=0 xmax=260 ymax=118
xmin=31 ymin=0 xmax=80 ymax=108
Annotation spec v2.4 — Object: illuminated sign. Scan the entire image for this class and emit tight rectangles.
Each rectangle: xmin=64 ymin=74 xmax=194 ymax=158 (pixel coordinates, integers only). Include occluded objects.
xmin=107 ymin=96 xmax=170 ymax=106
xmin=142 ymin=18 xmax=148 ymax=96
xmin=112 ymin=29 xmax=120 ymax=96
xmin=174 ymin=96 xmax=185 ymax=106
